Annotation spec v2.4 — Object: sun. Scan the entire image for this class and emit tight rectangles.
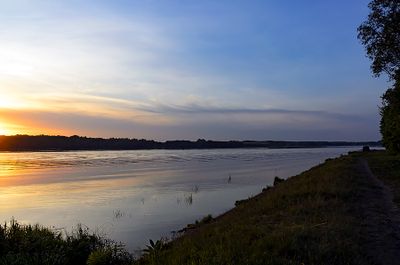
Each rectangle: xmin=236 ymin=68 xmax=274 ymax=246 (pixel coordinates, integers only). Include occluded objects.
xmin=0 ymin=95 xmax=21 ymax=109
xmin=0 ymin=128 xmax=9 ymax=136
xmin=0 ymin=121 xmax=18 ymax=136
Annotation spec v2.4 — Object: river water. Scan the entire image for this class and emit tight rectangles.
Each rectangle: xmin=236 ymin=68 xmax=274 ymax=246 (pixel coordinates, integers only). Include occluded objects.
xmin=0 ymin=147 xmax=360 ymax=251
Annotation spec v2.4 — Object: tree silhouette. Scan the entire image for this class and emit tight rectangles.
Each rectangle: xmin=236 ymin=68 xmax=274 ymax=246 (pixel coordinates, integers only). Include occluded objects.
xmin=358 ymin=0 xmax=400 ymax=80
xmin=358 ymin=0 xmax=400 ymax=153
xmin=380 ymin=82 xmax=400 ymax=152
xmin=0 ymin=135 xmax=380 ymax=151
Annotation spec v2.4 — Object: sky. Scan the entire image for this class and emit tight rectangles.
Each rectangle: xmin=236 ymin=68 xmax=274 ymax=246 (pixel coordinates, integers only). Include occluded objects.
xmin=0 ymin=0 xmax=390 ymax=141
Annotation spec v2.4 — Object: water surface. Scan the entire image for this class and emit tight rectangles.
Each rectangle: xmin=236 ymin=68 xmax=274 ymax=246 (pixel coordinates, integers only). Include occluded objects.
xmin=0 ymin=147 xmax=359 ymax=251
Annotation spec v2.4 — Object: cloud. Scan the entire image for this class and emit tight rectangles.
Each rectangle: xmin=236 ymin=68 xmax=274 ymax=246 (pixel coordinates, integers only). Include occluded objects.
xmin=0 ymin=99 xmax=380 ymax=141
xmin=147 ymin=102 xmax=360 ymax=118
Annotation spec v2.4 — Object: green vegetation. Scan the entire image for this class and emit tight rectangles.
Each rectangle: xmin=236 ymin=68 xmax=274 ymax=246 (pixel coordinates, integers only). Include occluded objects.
xmin=0 ymin=220 xmax=133 ymax=265
xmin=358 ymin=0 xmax=400 ymax=153
xmin=136 ymin=153 xmax=378 ymax=265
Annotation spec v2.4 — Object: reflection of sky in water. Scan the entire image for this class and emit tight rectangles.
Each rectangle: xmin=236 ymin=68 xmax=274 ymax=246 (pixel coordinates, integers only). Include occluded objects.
xmin=0 ymin=147 xmax=361 ymax=251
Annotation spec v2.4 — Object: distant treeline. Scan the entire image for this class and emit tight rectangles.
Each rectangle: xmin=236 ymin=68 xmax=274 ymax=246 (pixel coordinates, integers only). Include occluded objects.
xmin=0 ymin=135 xmax=382 ymax=152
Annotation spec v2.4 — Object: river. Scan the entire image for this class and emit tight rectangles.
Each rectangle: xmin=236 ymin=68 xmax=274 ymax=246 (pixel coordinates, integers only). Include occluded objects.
xmin=0 ymin=147 xmax=361 ymax=251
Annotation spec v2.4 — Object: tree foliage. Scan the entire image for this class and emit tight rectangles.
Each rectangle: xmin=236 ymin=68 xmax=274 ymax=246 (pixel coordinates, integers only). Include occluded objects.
xmin=358 ymin=0 xmax=400 ymax=80
xmin=358 ymin=0 xmax=400 ymax=153
xmin=380 ymin=82 xmax=400 ymax=153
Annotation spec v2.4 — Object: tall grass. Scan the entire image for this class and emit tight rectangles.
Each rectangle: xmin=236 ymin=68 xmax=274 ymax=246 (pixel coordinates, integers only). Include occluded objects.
xmin=0 ymin=219 xmax=133 ymax=265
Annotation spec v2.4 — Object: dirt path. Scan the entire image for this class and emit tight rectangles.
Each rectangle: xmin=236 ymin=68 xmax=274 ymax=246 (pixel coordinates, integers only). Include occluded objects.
xmin=357 ymin=158 xmax=400 ymax=265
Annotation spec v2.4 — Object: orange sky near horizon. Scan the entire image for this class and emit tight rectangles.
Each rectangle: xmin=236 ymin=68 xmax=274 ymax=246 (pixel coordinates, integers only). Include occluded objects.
xmin=0 ymin=108 xmax=116 ymax=137
xmin=0 ymin=105 xmax=88 ymax=137
xmin=0 ymin=117 xmax=67 ymax=136
xmin=0 ymin=97 xmax=176 ymax=138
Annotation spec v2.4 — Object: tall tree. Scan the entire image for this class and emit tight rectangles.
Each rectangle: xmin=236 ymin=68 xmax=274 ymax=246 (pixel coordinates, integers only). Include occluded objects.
xmin=358 ymin=0 xmax=400 ymax=80
xmin=358 ymin=0 xmax=400 ymax=153
xmin=380 ymin=82 xmax=400 ymax=152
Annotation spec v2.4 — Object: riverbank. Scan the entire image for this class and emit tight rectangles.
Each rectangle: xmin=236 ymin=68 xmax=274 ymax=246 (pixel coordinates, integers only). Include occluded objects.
xmin=137 ymin=150 xmax=400 ymax=265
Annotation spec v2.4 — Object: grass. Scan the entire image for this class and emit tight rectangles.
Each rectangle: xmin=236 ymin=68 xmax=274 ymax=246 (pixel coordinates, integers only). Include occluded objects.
xmin=0 ymin=219 xmax=133 ymax=265
xmin=364 ymin=150 xmax=400 ymax=205
xmin=136 ymin=153 xmax=374 ymax=265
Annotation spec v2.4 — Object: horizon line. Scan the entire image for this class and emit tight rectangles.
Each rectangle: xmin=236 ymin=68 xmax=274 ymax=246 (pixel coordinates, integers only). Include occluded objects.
xmin=0 ymin=133 xmax=382 ymax=143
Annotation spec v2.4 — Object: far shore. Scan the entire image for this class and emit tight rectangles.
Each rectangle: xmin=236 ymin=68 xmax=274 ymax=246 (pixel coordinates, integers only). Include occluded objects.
xmin=0 ymin=134 xmax=381 ymax=152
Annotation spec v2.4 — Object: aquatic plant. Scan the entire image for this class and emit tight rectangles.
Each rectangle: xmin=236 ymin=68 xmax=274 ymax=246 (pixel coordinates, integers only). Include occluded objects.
xmin=192 ymin=185 xmax=199 ymax=193
xmin=143 ymin=239 xmax=164 ymax=254
xmin=184 ymin=193 xmax=193 ymax=205
xmin=142 ymin=239 xmax=166 ymax=264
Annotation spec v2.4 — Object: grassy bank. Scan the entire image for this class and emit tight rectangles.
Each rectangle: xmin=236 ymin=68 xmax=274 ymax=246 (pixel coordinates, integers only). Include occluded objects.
xmin=2 ymin=151 xmax=397 ymax=265
xmin=364 ymin=151 xmax=400 ymax=205
xmin=137 ymin=152 xmax=384 ymax=265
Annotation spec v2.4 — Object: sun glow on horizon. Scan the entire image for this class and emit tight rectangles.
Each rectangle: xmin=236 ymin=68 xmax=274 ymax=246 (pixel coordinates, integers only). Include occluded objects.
xmin=0 ymin=118 xmax=30 ymax=136
xmin=0 ymin=94 xmax=25 ymax=110
xmin=0 ymin=126 xmax=12 ymax=136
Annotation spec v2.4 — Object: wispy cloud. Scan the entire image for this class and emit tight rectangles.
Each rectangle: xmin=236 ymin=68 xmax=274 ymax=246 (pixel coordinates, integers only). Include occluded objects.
xmin=145 ymin=102 xmax=363 ymax=120
xmin=0 ymin=98 xmax=379 ymax=141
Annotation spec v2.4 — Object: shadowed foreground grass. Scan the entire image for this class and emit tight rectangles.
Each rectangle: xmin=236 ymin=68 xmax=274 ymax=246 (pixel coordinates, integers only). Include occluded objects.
xmin=365 ymin=151 xmax=400 ymax=203
xmin=137 ymin=153 xmax=373 ymax=265
xmin=0 ymin=220 xmax=133 ymax=265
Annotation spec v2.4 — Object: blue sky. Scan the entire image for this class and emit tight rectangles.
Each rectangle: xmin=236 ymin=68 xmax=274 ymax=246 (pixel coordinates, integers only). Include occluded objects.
xmin=0 ymin=0 xmax=388 ymax=140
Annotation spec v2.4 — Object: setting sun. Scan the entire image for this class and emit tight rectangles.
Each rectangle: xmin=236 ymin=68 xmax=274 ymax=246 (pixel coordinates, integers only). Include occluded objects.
xmin=0 ymin=125 xmax=11 ymax=136
xmin=0 ymin=119 xmax=23 ymax=136
xmin=0 ymin=94 xmax=23 ymax=109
